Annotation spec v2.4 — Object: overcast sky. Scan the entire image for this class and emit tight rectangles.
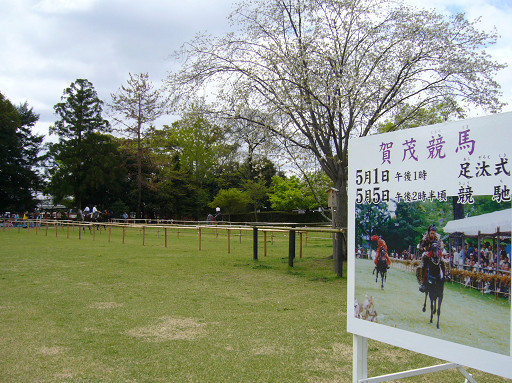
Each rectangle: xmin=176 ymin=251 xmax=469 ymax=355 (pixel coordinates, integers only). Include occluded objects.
xmin=1 ymin=0 xmax=511 ymax=139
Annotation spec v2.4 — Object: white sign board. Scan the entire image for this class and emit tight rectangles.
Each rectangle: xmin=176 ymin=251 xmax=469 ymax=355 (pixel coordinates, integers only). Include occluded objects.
xmin=347 ymin=112 xmax=512 ymax=379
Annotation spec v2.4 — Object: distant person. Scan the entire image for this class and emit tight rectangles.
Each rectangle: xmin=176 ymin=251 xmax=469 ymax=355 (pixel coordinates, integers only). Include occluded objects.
xmin=215 ymin=206 xmax=222 ymax=222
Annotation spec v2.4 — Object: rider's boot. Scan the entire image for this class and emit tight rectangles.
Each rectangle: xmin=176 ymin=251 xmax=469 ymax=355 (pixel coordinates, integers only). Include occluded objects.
xmin=419 ymin=274 xmax=426 ymax=293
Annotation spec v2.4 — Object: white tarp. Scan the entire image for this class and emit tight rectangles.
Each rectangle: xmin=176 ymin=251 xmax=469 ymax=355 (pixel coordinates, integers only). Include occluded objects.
xmin=443 ymin=208 xmax=512 ymax=236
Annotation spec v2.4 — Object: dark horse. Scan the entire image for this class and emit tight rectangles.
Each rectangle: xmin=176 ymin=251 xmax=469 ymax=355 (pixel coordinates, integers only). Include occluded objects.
xmin=421 ymin=248 xmax=446 ymax=329
xmin=84 ymin=211 xmax=106 ymax=231
xmin=373 ymin=249 xmax=388 ymax=290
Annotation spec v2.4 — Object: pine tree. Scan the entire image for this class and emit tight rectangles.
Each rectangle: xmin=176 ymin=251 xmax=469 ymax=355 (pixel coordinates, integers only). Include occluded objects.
xmin=0 ymin=92 xmax=43 ymax=211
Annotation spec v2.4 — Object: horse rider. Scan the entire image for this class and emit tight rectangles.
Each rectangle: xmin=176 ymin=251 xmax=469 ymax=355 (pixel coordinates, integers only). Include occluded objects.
xmin=418 ymin=224 xmax=446 ymax=292
xmin=370 ymin=235 xmax=391 ymax=267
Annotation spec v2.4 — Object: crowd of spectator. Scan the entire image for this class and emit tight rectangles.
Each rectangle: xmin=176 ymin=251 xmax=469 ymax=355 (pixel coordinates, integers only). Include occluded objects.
xmin=356 ymin=239 xmax=511 ymax=275
xmin=452 ymin=242 xmax=511 ymax=274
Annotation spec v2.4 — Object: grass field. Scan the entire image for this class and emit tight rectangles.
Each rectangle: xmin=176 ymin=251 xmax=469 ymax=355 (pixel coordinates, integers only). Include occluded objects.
xmin=1 ymin=225 xmax=511 ymax=382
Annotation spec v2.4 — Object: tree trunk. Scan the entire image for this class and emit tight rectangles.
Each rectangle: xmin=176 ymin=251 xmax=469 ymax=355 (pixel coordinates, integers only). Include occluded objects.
xmin=137 ymin=127 xmax=142 ymax=219
xmin=333 ymin=182 xmax=347 ymax=277
xmin=451 ymin=196 xmax=465 ymax=251
xmin=452 ymin=197 xmax=464 ymax=220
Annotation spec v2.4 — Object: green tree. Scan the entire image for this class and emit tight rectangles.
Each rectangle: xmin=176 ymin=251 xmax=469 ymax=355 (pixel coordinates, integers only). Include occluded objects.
xmin=0 ymin=93 xmax=43 ymax=212
xmin=213 ymin=160 xmax=244 ymax=190
xmin=465 ymin=196 xmax=511 ymax=217
xmin=209 ymin=188 xmax=250 ymax=220
xmin=355 ymin=203 xmax=391 ymax=250
xmin=242 ymin=179 xmax=270 ymax=221
xmin=388 ymin=202 xmax=429 ymax=254
xmin=239 ymin=156 xmax=279 ymax=186
xmin=168 ymin=0 xmax=506 ymax=275
xmin=141 ymin=131 xmax=198 ymax=219
xmin=269 ymin=175 xmax=322 ymax=211
xmin=228 ymin=108 xmax=276 ymax=179
xmin=163 ymin=110 xmax=234 ymax=219
xmin=109 ymin=73 xmax=169 ymax=218
xmin=48 ymin=79 xmax=111 ymax=209
xmin=48 ymin=132 xmax=126 ymax=209
xmin=77 ymin=133 xmax=128 ymax=207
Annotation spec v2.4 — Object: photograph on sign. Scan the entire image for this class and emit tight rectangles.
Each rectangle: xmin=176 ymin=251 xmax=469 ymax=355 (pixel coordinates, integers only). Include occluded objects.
xmin=347 ymin=113 xmax=512 ymax=379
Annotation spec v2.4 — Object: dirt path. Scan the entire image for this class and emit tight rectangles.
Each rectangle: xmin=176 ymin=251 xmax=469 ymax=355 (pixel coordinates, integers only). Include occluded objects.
xmin=355 ymin=258 xmax=511 ymax=355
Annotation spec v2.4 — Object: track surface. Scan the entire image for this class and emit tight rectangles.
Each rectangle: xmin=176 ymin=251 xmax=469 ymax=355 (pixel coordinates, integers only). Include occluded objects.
xmin=355 ymin=258 xmax=511 ymax=355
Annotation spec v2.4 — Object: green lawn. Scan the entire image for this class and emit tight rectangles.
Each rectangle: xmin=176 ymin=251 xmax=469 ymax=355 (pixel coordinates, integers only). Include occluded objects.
xmin=0 ymin=225 xmax=510 ymax=382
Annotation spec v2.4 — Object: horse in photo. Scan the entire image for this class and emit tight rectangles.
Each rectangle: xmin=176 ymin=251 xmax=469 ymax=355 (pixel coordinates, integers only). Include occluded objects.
xmin=419 ymin=242 xmax=446 ymax=329
xmin=370 ymin=234 xmax=391 ymax=290
xmin=373 ymin=248 xmax=389 ymax=289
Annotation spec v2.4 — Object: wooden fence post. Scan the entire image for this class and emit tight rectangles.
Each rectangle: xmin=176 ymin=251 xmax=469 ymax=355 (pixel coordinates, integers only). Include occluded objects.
xmin=288 ymin=226 xmax=296 ymax=267
xmin=253 ymin=227 xmax=258 ymax=260
xmin=264 ymin=231 xmax=267 ymax=257
xmin=227 ymin=229 xmax=231 ymax=254
xmin=300 ymin=232 xmax=303 ymax=258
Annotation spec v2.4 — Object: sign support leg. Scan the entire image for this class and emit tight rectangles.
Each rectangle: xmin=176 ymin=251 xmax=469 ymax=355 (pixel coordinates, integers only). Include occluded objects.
xmin=353 ymin=335 xmax=368 ymax=383
xmin=352 ymin=335 xmax=478 ymax=383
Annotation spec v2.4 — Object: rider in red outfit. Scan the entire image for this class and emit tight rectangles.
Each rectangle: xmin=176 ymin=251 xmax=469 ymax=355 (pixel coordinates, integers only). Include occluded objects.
xmin=370 ymin=235 xmax=391 ymax=266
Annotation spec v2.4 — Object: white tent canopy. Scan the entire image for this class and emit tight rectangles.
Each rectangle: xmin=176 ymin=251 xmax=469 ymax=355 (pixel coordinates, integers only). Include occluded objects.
xmin=443 ymin=208 xmax=512 ymax=236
